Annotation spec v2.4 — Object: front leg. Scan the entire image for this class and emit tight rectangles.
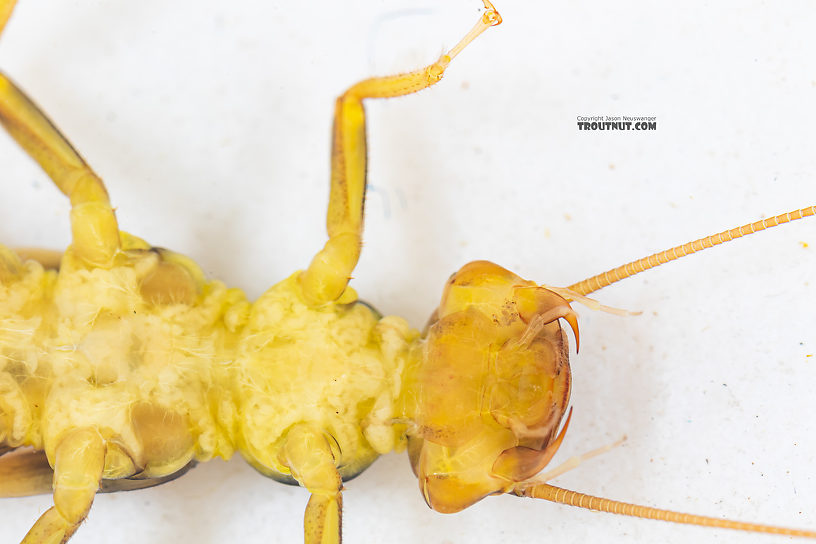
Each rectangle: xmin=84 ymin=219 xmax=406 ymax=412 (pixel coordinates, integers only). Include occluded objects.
xmin=21 ymin=428 xmax=105 ymax=544
xmin=281 ymin=425 xmax=343 ymax=544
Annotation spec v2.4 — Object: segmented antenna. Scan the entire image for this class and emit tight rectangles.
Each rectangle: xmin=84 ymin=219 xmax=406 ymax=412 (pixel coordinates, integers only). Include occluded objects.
xmin=568 ymin=206 xmax=815 ymax=296
xmin=514 ymin=483 xmax=816 ymax=538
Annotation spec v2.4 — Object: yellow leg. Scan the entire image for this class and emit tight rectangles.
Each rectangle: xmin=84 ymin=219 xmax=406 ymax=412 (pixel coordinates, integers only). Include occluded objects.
xmin=298 ymin=2 xmax=502 ymax=305
xmin=0 ymin=72 xmax=120 ymax=267
xmin=0 ymin=449 xmax=53 ymax=498
xmin=280 ymin=425 xmax=343 ymax=544
xmin=21 ymin=428 xmax=105 ymax=544
xmin=0 ymin=0 xmax=16 ymax=38
xmin=304 ymin=493 xmax=342 ymax=544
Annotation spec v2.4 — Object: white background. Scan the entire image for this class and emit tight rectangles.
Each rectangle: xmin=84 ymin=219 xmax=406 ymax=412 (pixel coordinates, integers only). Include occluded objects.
xmin=1 ymin=1 xmax=815 ymax=543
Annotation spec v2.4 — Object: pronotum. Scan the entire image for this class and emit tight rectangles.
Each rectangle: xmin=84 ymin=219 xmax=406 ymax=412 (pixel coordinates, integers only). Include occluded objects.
xmin=0 ymin=1 xmax=814 ymax=543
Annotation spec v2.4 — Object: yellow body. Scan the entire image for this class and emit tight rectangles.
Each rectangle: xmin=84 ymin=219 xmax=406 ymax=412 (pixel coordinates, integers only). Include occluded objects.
xmin=1 ymin=2 xmax=540 ymax=541
xmin=0 ymin=240 xmax=419 ymax=482
xmin=1 ymin=2 xmax=814 ymax=543
xmin=1 ymin=245 xmax=237 ymax=466
xmin=1 ymin=221 xmax=575 ymax=544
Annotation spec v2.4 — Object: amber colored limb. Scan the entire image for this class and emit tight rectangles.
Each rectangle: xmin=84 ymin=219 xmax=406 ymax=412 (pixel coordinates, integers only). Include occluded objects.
xmin=0 ymin=0 xmax=16 ymax=38
xmin=0 ymin=449 xmax=53 ymax=498
xmin=0 ymin=72 xmax=120 ymax=266
xmin=281 ymin=425 xmax=344 ymax=544
xmin=513 ymin=483 xmax=816 ymax=538
xmin=20 ymin=428 xmax=106 ymax=544
xmin=568 ymin=206 xmax=816 ymax=296
xmin=298 ymin=2 xmax=502 ymax=305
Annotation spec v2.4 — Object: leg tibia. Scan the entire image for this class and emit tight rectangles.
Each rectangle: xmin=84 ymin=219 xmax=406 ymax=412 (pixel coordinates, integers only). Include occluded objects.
xmin=0 ymin=73 xmax=108 ymax=202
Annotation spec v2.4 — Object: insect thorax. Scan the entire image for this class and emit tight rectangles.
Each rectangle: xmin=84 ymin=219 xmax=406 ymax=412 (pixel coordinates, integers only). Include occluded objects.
xmin=0 ymin=242 xmax=417 ymax=484
xmin=233 ymin=273 xmax=417 ymax=483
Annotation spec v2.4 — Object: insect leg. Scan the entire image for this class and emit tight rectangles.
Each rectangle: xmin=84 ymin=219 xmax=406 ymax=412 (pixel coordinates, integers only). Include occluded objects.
xmin=20 ymin=428 xmax=105 ymax=544
xmin=0 ymin=0 xmax=16 ymax=38
xmin=280 ymin=425 xmax=343 ymax=544
xmin=298 ymin=2 xmax=501 ymax=305
xmin=0 ymin=72 xmax=120 ymax=266
xmin=0 ymin=449 xmax=52 ymax=498
xmin=296 ymin=86 xmax=367 ymax=306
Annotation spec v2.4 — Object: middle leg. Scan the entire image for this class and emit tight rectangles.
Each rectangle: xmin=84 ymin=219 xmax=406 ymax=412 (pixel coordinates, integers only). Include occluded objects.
xmin=298 ymin=2 xmax=502 ymax=305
